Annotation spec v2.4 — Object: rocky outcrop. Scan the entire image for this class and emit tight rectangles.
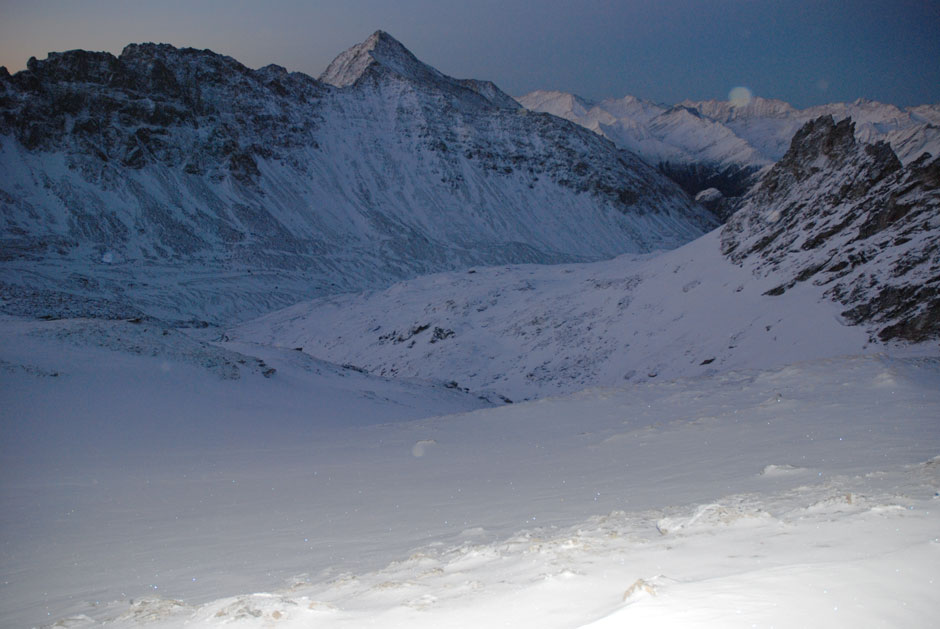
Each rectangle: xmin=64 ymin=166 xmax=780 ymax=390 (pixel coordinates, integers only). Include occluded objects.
xmin=722 ymin=116 xmax=940 ymax=342
xmin=1 ymin=44 xmax=324 ymax=175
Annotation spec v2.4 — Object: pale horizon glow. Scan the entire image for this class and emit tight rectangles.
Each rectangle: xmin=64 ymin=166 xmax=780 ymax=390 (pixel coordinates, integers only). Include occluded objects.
xmin=1 ymin=1 xmax=939 ymax=109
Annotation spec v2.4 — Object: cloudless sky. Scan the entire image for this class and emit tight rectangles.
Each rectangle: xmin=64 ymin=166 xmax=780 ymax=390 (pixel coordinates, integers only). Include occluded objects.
xmin=1 ymin=0 xmax=938 ymax=108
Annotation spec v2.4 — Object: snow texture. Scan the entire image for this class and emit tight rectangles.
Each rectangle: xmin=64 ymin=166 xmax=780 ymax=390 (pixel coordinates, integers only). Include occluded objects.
xmin=2 ymin=318 xmax=938 ymax=628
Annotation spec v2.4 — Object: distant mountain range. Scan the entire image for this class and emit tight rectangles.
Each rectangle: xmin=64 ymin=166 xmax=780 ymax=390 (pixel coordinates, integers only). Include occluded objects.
xmin=517 ymin=90 xmax=940 ymax=217
xmin=1 ymin=30 xmax=937 ymax=358
xmin=0 ymin=31 xmax=711 ymax=325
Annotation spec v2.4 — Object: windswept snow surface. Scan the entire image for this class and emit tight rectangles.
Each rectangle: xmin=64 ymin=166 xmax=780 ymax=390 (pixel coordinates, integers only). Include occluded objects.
xmin=2 ymin=316 xmax=939 ymax=628
xmin=0 ymin=317 xmax=491 ymax=628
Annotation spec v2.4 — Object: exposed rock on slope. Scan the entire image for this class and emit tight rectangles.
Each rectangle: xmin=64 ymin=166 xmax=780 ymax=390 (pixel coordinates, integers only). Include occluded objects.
xmin=231 ymin=227 xmax=876 ymax=402
xmin=232 ymin=116 xmax=938 ymax=400
xmin=722 ymin=116 xmax=940 ymax=342
xmin=0 ymin=33 xmax=712 ymax=324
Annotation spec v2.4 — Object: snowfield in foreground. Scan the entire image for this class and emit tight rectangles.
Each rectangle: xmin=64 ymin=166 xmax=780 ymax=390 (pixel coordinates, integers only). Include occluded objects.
xmin=1 ymin=317 xmax=938 ymax=628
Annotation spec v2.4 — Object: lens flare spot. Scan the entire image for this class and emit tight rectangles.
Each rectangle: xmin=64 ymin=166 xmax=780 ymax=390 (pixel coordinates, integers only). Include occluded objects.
xmin=728 ymin=86 xmax=753 ymax=107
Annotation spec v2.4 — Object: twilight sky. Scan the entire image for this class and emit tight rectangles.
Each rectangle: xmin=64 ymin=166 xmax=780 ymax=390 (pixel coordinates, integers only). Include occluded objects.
xmin=1 ymin=0 xmax=938 ymax=108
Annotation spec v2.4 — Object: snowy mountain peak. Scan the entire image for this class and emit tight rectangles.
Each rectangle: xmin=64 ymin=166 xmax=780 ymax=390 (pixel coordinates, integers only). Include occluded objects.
xmin=682 ymin=96 xmax=797 ymax=122
xmin=319 ymin=30 xmax=519 ymax=109
xmin=515 ymin=90 xmax=596 ymax=117
xmin=319 ymin=30 xmax=439 ymax=88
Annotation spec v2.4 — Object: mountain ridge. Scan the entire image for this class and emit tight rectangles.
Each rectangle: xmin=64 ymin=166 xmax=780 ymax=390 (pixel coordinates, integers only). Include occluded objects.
xmin=518 ymin=90 xmax=940 ymax=215
xmin=0 ymin=33 xmax=712 ymax=325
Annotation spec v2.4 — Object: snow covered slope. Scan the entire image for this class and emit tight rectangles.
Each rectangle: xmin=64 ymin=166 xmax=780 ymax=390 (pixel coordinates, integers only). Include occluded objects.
xmin=3 ymin=317 xmax=939 ymax=627
xmin=0 ymin=33 xmax=712 ymax=325
xmin=518 ymin=90 xmax=940 ymax=209
xmin=0 ymin=315 xmax=492 ymax=628
xmin=231 ymin=229 xmax=872 ymax=402
xmin=723 ymin=115 xmax=940 ymax=342
xmin=234 ymin=116 xmax=939 ymax=400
